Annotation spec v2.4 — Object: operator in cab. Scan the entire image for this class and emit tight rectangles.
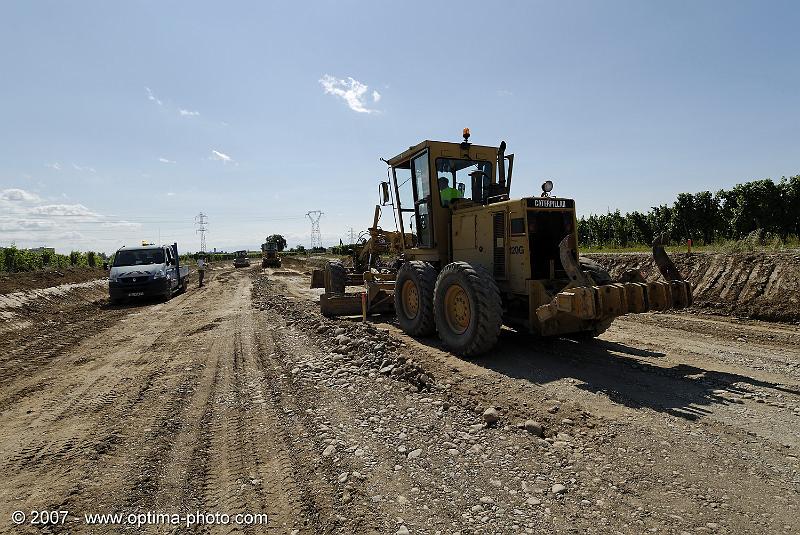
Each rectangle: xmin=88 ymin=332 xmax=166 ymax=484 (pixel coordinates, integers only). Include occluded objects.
xmin=438 ymin=176 xmax=462 ymax=206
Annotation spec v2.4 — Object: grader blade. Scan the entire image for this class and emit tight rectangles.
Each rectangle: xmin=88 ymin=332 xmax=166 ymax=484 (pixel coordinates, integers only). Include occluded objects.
xmin=536 ymin=236 xmax=693 ymax=328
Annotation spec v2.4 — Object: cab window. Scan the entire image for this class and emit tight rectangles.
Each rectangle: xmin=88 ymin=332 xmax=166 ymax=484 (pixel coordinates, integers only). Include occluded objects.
xmin=410 ymin=151 xmax=432 ymax=247
xmin=435 ymin=158 xmax=493 ymax=207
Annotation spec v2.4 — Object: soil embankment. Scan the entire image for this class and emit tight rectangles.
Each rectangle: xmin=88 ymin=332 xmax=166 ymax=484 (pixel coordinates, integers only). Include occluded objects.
xmin=585 ymin=251 xmax=800 ymax=323
xmin=0 ymin=267 xmax=107 ymax=294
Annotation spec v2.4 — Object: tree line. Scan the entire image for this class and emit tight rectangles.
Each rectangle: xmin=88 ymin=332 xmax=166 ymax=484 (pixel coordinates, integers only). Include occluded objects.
xmin=1 ymin=246 xmax=105 ymax=273
xmin=577 ymin=176 xmax=800 ymax=248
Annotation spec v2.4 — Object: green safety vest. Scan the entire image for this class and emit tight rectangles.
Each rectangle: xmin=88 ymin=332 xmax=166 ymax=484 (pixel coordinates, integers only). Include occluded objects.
xmin=440 ymin=187 xmax=462 ymax=204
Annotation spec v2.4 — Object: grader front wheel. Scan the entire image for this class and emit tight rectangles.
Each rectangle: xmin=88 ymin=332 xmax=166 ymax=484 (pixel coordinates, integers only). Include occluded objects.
xmin=434 ymin=262 xmax=503 ymax=357
xmin=394 ymin=261 xmax=436 ymax=336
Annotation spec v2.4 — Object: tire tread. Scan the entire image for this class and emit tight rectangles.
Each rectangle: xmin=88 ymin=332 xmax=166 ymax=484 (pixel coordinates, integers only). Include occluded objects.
xmin=434 ymin=261 xmax=503 ymax=356
xmin=394 ymin=261 xmax=436 ymax=336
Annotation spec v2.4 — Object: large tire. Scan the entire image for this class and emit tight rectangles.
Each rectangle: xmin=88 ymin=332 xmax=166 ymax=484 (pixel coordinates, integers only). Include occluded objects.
xmin=433 ymin=262 xmax=503 ymax=356
xmin=394 ymin=261 xmax=436 ymax=336
xmin=578 ymin=257 xmax=613 ymax=285
xmin=325 ymin=261 xmax=347 ymax=294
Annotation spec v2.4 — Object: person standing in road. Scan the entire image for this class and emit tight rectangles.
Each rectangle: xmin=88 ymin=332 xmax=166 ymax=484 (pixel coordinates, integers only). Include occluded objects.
xmin=197 ymin=256 xmax=206 ymax=287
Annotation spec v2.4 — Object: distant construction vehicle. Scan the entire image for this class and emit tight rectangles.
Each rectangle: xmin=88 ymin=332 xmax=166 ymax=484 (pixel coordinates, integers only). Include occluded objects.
xmin=233 ymin=250 xmax=251 ymax=268
xmin=311 ymin=205 xmax=413 ymax=295
xmin=261 ymin=240 xmax=281 ymax=268
xmin=312 ymin=130 xmax=692 ymax=356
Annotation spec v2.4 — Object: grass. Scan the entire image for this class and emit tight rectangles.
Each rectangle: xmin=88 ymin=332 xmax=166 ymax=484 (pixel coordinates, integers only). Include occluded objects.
xmin=582 ymin=233 xmax=800 ymax=254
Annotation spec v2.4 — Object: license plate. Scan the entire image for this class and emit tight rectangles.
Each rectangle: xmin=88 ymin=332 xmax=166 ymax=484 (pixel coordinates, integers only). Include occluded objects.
xmin=128 ymin=292 xmax=144 ymax=297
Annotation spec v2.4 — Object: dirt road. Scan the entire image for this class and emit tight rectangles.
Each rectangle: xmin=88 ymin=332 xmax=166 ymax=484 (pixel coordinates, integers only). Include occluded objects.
xmin=1 ymin=264 xmax=798 ymax=534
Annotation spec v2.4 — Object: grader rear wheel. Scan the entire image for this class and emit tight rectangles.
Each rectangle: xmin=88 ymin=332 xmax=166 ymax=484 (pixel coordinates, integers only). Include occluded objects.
xmin=443 ymin=284 xmax=471 ymax=335
xmin=434 ymin=261 xmax=503 ymax=357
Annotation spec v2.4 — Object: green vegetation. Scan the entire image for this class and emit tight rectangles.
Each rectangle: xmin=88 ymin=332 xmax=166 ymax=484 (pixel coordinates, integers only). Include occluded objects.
xmin=266 ymin=234 xmax=287 ymax=251
xmin=0 ymin=246 xmax=105 ymax=273
xmin=578 ymin=176 xmax=799 ymax=251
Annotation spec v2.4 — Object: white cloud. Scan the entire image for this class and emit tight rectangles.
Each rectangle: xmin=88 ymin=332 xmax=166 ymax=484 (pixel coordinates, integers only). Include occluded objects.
xmin=179 ymin=109 xmax=200 ymax=117
xmin=0 ymin=219 xmax=58 ymax=232
xmin=210 ymin=149 xmax=234 ymax=163
xmin=496 ymin=89 xmax=513 ymax=97
xmin=29 ymin=204 xmax=100 ymax=218
xmin=319 ymin=75 xmax=380 ymax=114
xmin=72 ymin=163 xmax=96 ymax=173
xmin=166 ymin=192 xmax=176 ymax=196
xmin=58 ymin=231 xmax=85 ymax=241
xmin=102 ymin=220 xmax=141 ymax=229
xmin=0 ymin=187 xmax=144 ymax=251
xmin=1 ymin=188 xmax=41 ymax=203
xmin=145 ymin=86 xmax=163 ymax=106
xmin=45 ymin=162 xmax=62 ymax=171
xmin=158 ymin=157 xmax=176 ymax=164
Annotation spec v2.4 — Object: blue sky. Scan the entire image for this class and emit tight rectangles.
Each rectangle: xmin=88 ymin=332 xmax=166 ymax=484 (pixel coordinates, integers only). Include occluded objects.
xmin=1 ymin=1 xmax=798 ymax=253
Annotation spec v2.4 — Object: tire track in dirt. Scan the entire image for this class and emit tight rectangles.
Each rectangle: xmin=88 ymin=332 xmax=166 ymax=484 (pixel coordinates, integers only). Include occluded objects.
xmin=250 ymin=301 xmax=407 ymax=533
xmin=263 ymin=260 xmax=800 ymax=534
xmin=0 ymin=270 xmax=240 ymax=532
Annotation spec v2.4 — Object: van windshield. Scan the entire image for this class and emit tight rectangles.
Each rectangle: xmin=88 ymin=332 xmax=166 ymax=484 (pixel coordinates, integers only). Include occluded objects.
xmin=113 ymin=248 xmax=165 ymax=267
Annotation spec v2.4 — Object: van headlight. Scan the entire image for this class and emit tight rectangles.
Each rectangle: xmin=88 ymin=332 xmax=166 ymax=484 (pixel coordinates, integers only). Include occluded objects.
xmin=153 ymin=270 xmax=166 ymax=279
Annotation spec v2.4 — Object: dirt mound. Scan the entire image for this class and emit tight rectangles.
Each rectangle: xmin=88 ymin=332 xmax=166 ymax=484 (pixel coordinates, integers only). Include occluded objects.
xmin=0 ymin=267 xmax=106 ymax=294
xmin=280 ymin=254 xmax=347 ymax=271
xmin=584 ymin=251 xmax=800 ymax=323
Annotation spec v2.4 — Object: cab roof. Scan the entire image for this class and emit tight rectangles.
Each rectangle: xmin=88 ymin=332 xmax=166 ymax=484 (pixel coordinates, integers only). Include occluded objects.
xmin=385 ymin=140 xmax=500 ymax=167
xmin=117 ymin=244 xmax=166 ymax=251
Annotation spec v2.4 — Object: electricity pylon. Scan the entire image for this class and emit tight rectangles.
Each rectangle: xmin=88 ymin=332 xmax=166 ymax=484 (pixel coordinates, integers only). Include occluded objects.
xmin=306 ymin=210 xmax=323 ymax=249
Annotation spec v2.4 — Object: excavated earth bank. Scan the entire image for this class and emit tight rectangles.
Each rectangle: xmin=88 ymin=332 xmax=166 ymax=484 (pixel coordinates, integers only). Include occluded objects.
xmin=585 ymin=252 xmax=800 ymax=323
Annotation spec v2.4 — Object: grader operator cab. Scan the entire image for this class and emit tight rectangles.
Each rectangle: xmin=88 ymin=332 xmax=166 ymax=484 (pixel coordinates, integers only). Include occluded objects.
xmin=261 ymin=240 xmax=281 ymax=268
xmin=312 ymin=130 xmax=692 ymax=356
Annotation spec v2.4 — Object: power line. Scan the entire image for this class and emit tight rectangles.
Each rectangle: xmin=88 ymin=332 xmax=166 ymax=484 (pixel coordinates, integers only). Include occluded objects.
xmin=195 ymin=212 xmax=208 ymax=253
xmin=306 ymin=210 xmax=323 ymax=249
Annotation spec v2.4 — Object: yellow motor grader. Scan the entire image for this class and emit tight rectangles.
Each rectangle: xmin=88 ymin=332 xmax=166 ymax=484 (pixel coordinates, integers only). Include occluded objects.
xmin=261 ymin=240 xmax=281 ymax=268
xmin=312 ymin=130 xmax=692 ymax=356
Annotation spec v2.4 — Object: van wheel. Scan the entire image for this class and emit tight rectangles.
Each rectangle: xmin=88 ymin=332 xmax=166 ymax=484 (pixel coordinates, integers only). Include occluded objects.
xmin=394 ymin=261 xmax=436 ymax=336
xmin=434 ymin=262 xmax=503 ymax=356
